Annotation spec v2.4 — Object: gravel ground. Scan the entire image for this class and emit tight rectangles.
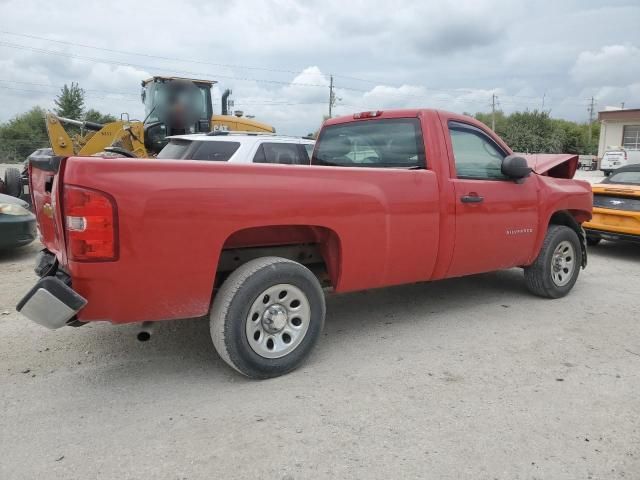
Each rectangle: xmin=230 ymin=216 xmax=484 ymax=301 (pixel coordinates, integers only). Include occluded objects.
xmin=1 ymin=168 xmax=639 ymax=479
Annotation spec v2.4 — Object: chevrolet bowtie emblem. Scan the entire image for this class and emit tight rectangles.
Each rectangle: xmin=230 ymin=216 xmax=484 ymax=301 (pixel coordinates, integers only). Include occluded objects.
xmin=42 ymin=203 xmax=53 ymax=218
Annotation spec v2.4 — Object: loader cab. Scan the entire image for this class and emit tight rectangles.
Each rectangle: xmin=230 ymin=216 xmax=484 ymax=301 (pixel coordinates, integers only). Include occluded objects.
xmin=141 ymin=76 xmax=215 ymax=154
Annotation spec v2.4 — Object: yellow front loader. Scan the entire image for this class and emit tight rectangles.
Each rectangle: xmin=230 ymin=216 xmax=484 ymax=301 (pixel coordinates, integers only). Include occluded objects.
xmin=44 ymin=77 xmax=276 ymax=159
xmin=45 ymin=113 xmax=147 ymax=158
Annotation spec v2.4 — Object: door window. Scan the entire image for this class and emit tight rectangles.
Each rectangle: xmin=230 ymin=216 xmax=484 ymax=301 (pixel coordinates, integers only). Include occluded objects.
xmin=449 ymin=123 xmax=506 ymax=180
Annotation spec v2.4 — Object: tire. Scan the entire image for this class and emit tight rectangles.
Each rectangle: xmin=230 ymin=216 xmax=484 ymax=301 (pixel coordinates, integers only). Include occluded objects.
xmin=210 ymin=257 xmax=325 ymax=379
xmin=524 ymin=225 xmax=582 ymax=299
xmin=3 ymin=167 xmax=22 ymax=198
xmin=586 ymin=235 xmax=602 ymax=246
xmin=603 ymin=170 xmax=611 ymax=177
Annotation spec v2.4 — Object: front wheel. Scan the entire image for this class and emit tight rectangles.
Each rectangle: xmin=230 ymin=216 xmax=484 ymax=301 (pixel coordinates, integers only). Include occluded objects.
xmin=210 ymin=257 xmax=325 ymax=379
xmin=524 ymin=225 xmax=582 ymax=299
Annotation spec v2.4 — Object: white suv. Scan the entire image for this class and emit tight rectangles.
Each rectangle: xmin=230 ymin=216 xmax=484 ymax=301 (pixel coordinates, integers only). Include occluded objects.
xmin=157 ymin=132 xmax=315 ymax=165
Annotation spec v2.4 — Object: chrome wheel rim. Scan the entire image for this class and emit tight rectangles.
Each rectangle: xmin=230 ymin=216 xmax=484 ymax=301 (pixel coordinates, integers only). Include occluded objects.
xmin=551 ymin=240 xmax=575 ymax=287
xmin=245 ymin=283 xmax=311 ymax=359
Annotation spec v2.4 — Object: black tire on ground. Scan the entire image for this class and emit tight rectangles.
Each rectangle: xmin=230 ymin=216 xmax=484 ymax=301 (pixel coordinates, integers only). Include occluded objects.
xmin=524 ymin=225 xmax=582 ymax=299
xmin=210 ymin=256 xmax=326 ymax=379
xmin=586 ymin=235 xmax=602 ymax=246
xmin=3 ymin=167 xmax=22 ymax=198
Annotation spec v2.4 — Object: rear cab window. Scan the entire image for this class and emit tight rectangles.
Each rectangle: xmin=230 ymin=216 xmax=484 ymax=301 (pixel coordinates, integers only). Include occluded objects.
xmin=313 ymin=118 xmax=425 ymax=168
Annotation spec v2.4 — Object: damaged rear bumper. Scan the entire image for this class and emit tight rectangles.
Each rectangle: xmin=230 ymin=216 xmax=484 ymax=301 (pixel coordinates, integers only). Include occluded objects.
xmin=16 ymin=250 xmax=87 ymax=329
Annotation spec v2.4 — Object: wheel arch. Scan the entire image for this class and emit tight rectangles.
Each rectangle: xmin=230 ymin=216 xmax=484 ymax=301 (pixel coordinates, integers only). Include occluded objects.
xmin=546 ymin=210 xmax=588 ymax=268
xmin=215 ymin=224 xmax=343 ymax=290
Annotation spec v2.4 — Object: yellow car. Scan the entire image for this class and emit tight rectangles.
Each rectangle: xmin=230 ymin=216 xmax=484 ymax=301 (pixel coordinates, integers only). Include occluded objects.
xmin=584 ymin=164 xmax=640 ymax=245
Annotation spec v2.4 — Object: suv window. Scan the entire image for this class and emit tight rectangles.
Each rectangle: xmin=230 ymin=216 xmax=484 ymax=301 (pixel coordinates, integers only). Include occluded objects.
xmin=189 ymin=141 xmax=240 ymax=161
xmin=449 ymin=122 xmax=506 ymax=179
xmin=157 ymin=139 xmax=192 ymax=159
xmin=303 ymin=143 xmax=314 ymax=160
xmin=314 ymin=118 xmax=425 ymax=168
xmin=253 ymin=142 xmax=305 ymax=164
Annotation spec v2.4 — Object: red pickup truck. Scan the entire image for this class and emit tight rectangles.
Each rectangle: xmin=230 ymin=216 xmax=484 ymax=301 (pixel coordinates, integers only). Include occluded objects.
xmin=18 ymin=109 xmax=592 ymax=378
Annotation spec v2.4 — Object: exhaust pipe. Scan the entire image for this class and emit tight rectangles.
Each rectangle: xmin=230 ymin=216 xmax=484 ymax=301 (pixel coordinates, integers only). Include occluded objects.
xmin=136 ymin=321 xmax=154 ymax=342
xmin=221 ymin=89 xmax=232 ymax=115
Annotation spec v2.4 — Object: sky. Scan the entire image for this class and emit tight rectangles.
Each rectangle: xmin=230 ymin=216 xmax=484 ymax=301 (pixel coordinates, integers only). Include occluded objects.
xmin=0 ymin=0 xmax=639 ymax=136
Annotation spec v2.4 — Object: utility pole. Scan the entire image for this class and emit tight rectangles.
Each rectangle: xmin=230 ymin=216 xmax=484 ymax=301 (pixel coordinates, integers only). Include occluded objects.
xmin=621 ymin=102 xmax=625 ymax=110
xmin=328 ymin=75 xmax=335 ymax=118
xmin=491 ymin=93 xmax=497 ymax=131
xmin=587 ymin=96 xmax=596 ymax=146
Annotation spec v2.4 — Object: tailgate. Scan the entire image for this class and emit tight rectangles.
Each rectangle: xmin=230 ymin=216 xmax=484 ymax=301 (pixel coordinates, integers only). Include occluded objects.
xmin=28 ymin=152 xmax=67 ymax=262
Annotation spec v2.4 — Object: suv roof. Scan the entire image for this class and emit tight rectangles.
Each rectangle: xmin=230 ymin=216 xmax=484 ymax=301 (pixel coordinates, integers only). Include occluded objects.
xmin=166 ymin=132 xmax=314 ymax=143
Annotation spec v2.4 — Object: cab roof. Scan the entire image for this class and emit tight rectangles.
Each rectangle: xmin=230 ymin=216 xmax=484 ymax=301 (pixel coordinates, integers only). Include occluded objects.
xmin=141 ymin=76 xmax=217 ymax=87
xmin=166 ymin=133 xmax=314 ymax=143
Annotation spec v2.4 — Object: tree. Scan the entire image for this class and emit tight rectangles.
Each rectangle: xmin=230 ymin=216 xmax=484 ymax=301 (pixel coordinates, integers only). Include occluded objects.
xmin=84 ymin=109 xmax=117 ymax=125
xmin=0 ymin=107 xmax=49 ymax=162
xmin=474 ymin=110 xmax=597 ymax=155
xmin=54 ymin=82 xmax=85 ymax=120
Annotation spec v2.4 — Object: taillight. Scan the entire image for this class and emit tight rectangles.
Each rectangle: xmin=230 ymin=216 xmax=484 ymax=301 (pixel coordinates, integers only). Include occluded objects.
xmin=353 ymin=111 xmax=382 ymax=119
xmin=63 ymin=185 xmax=118 ymax=261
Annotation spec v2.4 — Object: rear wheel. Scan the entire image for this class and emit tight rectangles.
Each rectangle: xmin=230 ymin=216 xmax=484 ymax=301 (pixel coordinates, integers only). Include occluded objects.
xmin=210 ymin=257 xmax=325 ymax=379
xmin=3 ymin=167 xmax=22 ymax=198
xmin=524 ymin=225 xmax=582 ymax=299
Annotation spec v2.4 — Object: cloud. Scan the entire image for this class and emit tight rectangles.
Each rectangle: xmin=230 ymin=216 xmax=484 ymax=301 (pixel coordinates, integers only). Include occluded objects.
xmin=571 ymin=44 xmax=640 ymax=87
xmin=0 ymin=0 xmax=639 ymax=136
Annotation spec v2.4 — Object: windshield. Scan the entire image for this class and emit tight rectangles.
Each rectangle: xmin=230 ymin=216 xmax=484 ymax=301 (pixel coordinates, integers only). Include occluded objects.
xmin=143 ymin=81 xmax=212 ymax=123
xmin=313 ymin=118 xmax=424 ymax=168
xmin=606 ymin=170 xmax=640 ymax=185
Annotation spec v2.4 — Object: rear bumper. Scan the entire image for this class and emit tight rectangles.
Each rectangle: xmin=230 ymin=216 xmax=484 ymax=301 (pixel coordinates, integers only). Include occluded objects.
xmin=585 ymin=228 xmax=640 ymax=244
xmin=16 ymin=251 xmax=87 ymax=329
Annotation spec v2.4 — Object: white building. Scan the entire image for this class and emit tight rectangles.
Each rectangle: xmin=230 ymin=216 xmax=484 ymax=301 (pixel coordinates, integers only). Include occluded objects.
xmin=598 ymin=108 xmax=640 ymax=165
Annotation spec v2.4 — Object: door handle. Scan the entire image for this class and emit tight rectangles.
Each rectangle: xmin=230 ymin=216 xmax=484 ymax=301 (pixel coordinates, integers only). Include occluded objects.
xmin=460 ymin=194 xmax=484 ymax=203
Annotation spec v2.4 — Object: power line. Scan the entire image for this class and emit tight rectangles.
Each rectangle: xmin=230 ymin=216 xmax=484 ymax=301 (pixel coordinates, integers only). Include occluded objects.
xmin=0 ymin=79 xmax=138 ymax=97
xmin=0 ymin=84 xmax=140 ymax=102
xmin=0 ymin=30 xmax=311 ymax=77
xmin=0 ymin=41 xmax=333 ymax=89
xmin=0 ymin=35 xmax=551 ymax=105
xmin=1 ymin=30 xmax=537 ymax=98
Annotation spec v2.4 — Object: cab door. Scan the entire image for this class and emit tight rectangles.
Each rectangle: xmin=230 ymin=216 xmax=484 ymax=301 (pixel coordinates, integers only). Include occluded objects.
xmin=445 ymin=121 xmax=539 ymax=277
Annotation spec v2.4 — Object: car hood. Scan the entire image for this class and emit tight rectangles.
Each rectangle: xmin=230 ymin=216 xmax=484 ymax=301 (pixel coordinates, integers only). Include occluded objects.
xmin=519 ymin=153 xmax=579 ymax=179
xmin=0 ymin=192 xmax=30 ymax=207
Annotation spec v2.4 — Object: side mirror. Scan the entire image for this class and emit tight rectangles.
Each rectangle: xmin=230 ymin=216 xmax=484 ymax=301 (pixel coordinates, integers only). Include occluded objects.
xmin=502 ymin=154 xmax=532 ymax=180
